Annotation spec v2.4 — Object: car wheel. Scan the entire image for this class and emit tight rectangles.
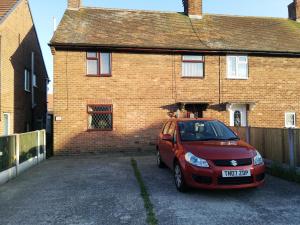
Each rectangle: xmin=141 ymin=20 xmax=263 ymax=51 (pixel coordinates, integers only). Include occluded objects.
xmin=156 ymin=150 xmax=165 ymax=168
xmin=174 ymin=161 xmax=188 ymax=192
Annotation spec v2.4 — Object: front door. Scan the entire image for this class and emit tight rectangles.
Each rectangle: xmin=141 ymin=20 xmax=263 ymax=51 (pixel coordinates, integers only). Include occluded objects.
xmin=3 ymin=113 xmax=10 ymax=136
xmin=230 ymin=105 xmax=247 ymax=127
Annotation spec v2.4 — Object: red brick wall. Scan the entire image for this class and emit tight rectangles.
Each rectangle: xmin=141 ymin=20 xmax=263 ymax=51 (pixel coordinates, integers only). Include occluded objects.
xmin=53 ymin=50 xmax=300 ymax=154
xmin=0 ymin=0 xmax=48 ymax=134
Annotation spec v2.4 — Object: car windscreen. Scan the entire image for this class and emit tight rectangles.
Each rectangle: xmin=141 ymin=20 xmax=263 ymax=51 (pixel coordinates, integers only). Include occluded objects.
xmin=178 ymin=120 xmax=239 ymax=142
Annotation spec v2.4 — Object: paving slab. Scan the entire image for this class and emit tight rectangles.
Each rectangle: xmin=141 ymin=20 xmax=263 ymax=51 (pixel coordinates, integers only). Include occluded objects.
xmin=137 ymin=155 xmax=300 ymax=225
xmin=0 ymin=155 xmax=147 ymax=225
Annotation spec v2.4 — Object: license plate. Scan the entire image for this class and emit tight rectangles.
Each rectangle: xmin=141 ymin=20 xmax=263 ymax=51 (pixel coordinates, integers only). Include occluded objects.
xmin=222 ymin=170 xmax=251 ymax=178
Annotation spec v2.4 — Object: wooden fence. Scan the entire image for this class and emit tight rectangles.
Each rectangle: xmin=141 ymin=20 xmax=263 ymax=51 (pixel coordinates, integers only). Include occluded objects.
xmin=230 ymin=127 xmax=300 ymax=167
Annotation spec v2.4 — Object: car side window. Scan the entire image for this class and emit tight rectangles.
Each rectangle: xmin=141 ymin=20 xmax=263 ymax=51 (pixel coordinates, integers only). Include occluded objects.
xmin=162 ymin=122 xmax=171 ymax=135
xmin=168 ymin=122 xmax=176 ymax=136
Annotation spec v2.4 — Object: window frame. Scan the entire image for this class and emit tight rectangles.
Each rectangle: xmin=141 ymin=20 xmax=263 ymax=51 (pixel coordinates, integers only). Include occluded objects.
xmin=226 ymin=55 xmax=249 ymax=80
xmin=87 ymin=104 xmax=113 ymax=131
xmin=24 ymin=69 xmax=31 ymax=92
xmin=285 ymin=112 xmax=296 ymax=128
xmin=86 ymin=52 xmax=112 ymax=77
xmin=181 ymin=55 xmax=205 ymax=78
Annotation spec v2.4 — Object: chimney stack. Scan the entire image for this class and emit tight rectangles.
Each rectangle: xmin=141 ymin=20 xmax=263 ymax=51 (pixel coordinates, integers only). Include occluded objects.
xmin=182 ymin=0 xmax=203 ymax=19
xmin=68 ymin=0 xmax=81 ymax=10
xmin=288 ymin=0 xmax=300 ymax=22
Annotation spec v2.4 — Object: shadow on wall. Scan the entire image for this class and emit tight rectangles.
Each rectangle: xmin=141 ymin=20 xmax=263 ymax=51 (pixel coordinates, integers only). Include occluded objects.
xmin=57 ymin=121 xmax=165 ymax=155
xmin=10 ymin=26 xmax=47 ymax=133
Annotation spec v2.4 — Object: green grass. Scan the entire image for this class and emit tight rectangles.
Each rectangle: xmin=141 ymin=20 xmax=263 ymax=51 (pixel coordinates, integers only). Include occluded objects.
xmin=131 ymin=158 xmax=158 ymax=225
xmin=267 ymin=163 xmax=300 ymax=184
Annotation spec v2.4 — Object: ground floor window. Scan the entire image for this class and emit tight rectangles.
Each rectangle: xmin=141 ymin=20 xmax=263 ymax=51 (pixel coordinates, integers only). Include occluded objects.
xmin=87 ymin=105 xmax=113 ymax=131
xmin=285 ymin=112 xmax=296 ymax=128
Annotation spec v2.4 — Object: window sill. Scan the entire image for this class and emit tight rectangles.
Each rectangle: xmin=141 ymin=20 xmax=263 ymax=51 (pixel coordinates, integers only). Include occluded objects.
xmin=87 ymin=129 xmax=113 ymax=132
xmin=86 ymin=74 xmax=112 ymax=77
xmin=181 ymin=76 xmax=204 ymax=79
xmin=24 ymin=90 xmax=31 ymax=93
xmin=226 ymin=77 xmax=249 ymax=80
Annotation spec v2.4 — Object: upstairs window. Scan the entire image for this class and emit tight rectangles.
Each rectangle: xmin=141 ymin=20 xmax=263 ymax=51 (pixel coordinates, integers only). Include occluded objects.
xmin=227 ymin=55 xmax=248 ymax=79
xmin=285 ymin=112 xmax=296 ymax=128
xmin=87 ymin=105 xmax=113 ymax=131
xmin=182 ymin=55 xmax=204 ymax=78
xmin=87 ymin=52 xmax=111 ymax=76
xmin=24 ymin=69 xmax=30 ymax=92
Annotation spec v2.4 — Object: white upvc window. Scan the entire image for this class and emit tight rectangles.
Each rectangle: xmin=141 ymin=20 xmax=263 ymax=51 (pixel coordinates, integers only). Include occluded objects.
xmin=227 ymin=55 xmax=248 ymax=79
xmin=182 ymin=55 xmax=204 ymax=78
xmin=285 ymin=112 xmax=296 ymax=128
xmin=24 ymin=69 xmax=31 ymax=92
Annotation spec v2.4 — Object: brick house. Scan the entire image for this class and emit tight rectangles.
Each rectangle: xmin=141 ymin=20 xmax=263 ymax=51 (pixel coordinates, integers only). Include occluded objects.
xmin=50 ymin=0 xmax=300 ymax=154
xmin=0 ymin=0 xmax=48 ymax=136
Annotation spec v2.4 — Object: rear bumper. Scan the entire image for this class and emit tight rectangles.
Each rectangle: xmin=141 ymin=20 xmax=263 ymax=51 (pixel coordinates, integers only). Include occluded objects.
xmin=182 ymin=161 xmax=265 ymax=190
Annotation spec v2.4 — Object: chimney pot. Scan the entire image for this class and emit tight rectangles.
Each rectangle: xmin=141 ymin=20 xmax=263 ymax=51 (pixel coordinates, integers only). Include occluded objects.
xmin=68 ymin=0 xmax=81 ymax=10
xmin=182 ymin=0 xmax=203 ymax=19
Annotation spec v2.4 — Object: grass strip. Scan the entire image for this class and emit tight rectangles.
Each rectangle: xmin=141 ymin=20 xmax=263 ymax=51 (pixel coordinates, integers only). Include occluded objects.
xmin=131 ymin=158 xmax=158 ymax=225
xmin=267 ymin=163 xmax=300 ymax=184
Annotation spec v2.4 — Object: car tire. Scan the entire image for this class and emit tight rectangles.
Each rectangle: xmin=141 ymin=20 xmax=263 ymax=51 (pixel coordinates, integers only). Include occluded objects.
xmin=156 ymin=150 xmax=165 ymax=168
xmin=174 ymin=161 xmax=188 ymax=192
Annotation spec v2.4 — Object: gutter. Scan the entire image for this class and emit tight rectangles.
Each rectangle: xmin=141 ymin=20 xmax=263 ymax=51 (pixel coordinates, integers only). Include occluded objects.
xmin=49 ymin=43 xmax=300 ymax=57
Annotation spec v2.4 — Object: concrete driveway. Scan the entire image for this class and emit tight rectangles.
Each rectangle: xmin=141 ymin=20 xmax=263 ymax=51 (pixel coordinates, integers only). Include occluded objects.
xmin=0 ymin=154 xmax=147 ymax=225
xmin=138 ymin=155 xmax=300 ymax=225
xmin=0 ymin=153 xmax=300 ymax=225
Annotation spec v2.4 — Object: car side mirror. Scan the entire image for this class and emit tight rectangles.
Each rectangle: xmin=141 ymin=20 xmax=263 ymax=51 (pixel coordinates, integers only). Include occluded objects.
xmin=162 ymin=134 xmax=173 ymax=142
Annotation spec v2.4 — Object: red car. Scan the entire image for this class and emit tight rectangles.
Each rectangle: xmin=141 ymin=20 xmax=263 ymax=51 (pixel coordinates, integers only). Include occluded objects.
xmin=156 ymin=118 xmax=265 ymax=192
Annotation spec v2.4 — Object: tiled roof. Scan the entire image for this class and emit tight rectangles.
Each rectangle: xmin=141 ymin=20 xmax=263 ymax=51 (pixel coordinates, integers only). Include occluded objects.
xmin=50 ymin=8 xmax=300 ymax=54
xmin=0 ymin=0 xmax=19 ymax=21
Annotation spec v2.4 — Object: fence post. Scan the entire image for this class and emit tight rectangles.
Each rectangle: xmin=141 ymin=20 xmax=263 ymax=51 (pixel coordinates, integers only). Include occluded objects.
xmin=37 ymin=131 xmax=41 ymax=164
xmin=288 ymin=128 xmax=295 ymax=167
xmin=246 ymin=126 xmax=251 ymax=143
xmin=43 ymin=130 xmax=47 ymax=160
xmin=15 ymin=134 xmax=20 ymax=176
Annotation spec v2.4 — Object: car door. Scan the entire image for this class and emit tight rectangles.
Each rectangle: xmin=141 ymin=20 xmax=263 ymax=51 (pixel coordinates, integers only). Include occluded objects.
xmin=163 ymin=121 xmax=176 ymax=168
xmin=158 ymin=121 xmax=171 ymax=164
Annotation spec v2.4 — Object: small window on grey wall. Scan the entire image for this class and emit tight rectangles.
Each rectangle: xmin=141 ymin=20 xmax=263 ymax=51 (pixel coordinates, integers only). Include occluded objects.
xmin=182 ymin=55 xmax=204 ymax=77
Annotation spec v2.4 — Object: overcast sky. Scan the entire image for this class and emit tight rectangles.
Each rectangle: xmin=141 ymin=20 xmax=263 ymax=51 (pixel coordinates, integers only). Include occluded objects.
xmin=28 ymin=0 xmax=293 ymax=93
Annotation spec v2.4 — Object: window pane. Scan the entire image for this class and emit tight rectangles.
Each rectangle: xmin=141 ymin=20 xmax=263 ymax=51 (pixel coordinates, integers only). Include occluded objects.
xmin=88 ymin=113 xmax=112 ymax=130
xmin=87 ymin=52 xmax=97 ymax=58
xmin=87 ymin=59 xmax=98 ymax=75
xmin=238 ymin=63 xmax=248 ymax=78
xmin=88 ymin=105 xmax=112 ymax=112
xmin=285 ymin=113 xmax=296 ymax=127
xmin=100 ymin=53 xmax=111 ymax=74
xmin=228 ymin=57 xmax=236 ymax=77
xmin=182 ymin=62 xmax=203 ymax=77
xmin=238 ymin=56 xmax=247 ymax=63
xmin=183 ymin=55 xmax=203 ymax=61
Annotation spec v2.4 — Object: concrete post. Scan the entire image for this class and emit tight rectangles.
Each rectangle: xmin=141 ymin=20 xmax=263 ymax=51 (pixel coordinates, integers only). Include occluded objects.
xmin=37 ymin=131 xmax=41 ymax=163
xmin=15 ymin=134 xmax=20 ymax=176
xmin=288 ymin=128 xmax=295 ymax=167
xmin=43 ymin=130 xmax=47 ymax=160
